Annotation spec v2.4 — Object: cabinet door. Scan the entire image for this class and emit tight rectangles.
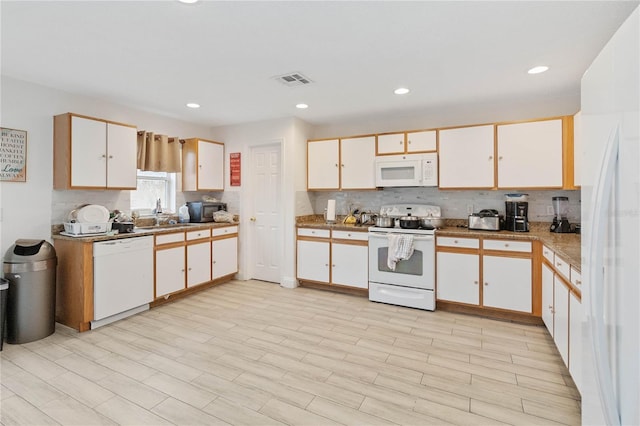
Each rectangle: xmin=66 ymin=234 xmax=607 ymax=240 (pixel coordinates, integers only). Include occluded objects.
xmin=497 ymin=119 xmax=563 ymax=188
xmin=198 ymin=141 xmax=224 ymax=190
xmin=482 ymin=255 xmax=532 ymax=313
xmin=569 ymin=291 xmax=582 ymax=392
xmin=331 ymin=242 xmax=368 ymax=289
xmin=439 ymin=125 xmax=495 ymax=188
xmin=296 ymin=239 xmax=330 ymax=283
xmin=106 ymin=123 xmax=137 ymax=188
xmin=187 ymin=241 xmax=211 ymax=287
xmin=542 ymin=263 xmax=555 ymax=334
xmin=407 ymin=130 xmax=436 ymax=152
xmin=377 ymin=133 xmax=405 ymax=155
xmin=436 ymin=252 xmax=479 ymax=305
xmin=212 ymin=237 xmax=238 ymax=279
xmin=155 ymin=246 xmax=185 ymax=297
xmin=307 ymin=139 xmax=339 ymax=189
xmin=554 ymin=276 xmax=570 ymax=367
xmin=340 ymin=136 xmax=376 ymax=189
xmin=71 ymin=116 xmax=106 ymax=187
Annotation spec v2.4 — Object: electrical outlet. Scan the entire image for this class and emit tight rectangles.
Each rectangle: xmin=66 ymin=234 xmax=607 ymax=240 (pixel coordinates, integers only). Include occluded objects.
xmin=546 ymin=206 xmax=555 ymax=215
xmin=467 ymin=204 xmax=474 ymax=214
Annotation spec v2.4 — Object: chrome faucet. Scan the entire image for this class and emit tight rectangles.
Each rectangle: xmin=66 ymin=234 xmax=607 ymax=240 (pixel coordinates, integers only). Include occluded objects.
xmin=155 ymin=198 xmax=162 ymax=226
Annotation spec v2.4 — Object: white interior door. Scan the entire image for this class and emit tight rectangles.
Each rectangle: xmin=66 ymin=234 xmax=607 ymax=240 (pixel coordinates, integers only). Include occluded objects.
xmin=250 ymin=144 xmax=282 ymax=283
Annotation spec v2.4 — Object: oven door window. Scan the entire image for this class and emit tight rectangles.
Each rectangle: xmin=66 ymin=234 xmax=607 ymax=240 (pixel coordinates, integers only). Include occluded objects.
xmin=377 ymin=247 xmax=423 ymax=275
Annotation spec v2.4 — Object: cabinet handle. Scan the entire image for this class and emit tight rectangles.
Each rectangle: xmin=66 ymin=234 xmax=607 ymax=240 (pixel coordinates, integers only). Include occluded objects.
xmin=325 ymin=263 xmax=329 ymax=267
xmin=400 ymin=140 xmax=403 ymax=144
xmin=504 ymin=243 xmax=509 ymax=247
xmin=181 ymin=269 xmax=185 ymax=272
xmin=332 ymin=264 xmax=336 ymax=267
xmin=408 ymin=140 xmax=411 ymax=144
xmin=341 ymin=164 xmax=345 ymax=167
xmin=549 ymin=305 xmax=553 ymax=309
xmin=488 ymin=156 xmax=493 ymax=160
xmin=188 ymin=267 xmax=192 ymax=271
xmin=335 ymin=163 xmax=338 ymax=167
xmin=199 ymin=165 xmax=202 ymax=168
xmin=576 ymin=280 xmax=582 ymax=286
xmin=557 ymin=262 xmax=562 ymax=267
xmin=108 ymin=155 xmax=113 ymax=159
xmin=101 ymin=154 xmax=107 ymax=158
xmin=454 ymin=240 xmax=458 ymax=244
xmin=347 ymin=233 xmax=351 ymax=237
xmin=484 ymin=282 xmax=488 ymax=286
xmin=499 ymin=156 xmax=503 ymax=160
xmin=474 ymin=281 xmax=478 ymax=285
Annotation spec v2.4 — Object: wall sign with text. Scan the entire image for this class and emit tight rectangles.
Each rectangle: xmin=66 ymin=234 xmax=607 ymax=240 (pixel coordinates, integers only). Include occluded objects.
xmin=1 ymin=127 xmax=27 ymax=182
xmin=230 ymin=152 xmax=241 ymax=186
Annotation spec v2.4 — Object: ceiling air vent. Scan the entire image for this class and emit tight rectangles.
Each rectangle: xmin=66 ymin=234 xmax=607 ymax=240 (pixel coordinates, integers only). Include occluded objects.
xmin=273 ymin=72 xmax=313 ymax=87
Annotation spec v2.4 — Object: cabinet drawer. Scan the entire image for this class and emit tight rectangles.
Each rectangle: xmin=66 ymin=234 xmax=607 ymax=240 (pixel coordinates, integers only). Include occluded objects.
xmin=554 ymin=255 xmax=571 ymax=280
xmin=187 ymin=228 xmax=211 ymax=241
xmin=483 ymin=239 xmax=531 ymax=253
xmin=332 ymin=230 xmax=368 ymax=241
xmin=212 ymin=226 xmax=238 ymax=236
xmin=542 ymin=245 xmax=555 ymax=263
xmin=570 ymin=267 xmax=582 ymax=290
xmin=155 ymin=232 xmax=185 ymax=245
xmin=437 ymin=237 xmax=479 ymax=249
xmin=297 ymin=228 xmax=330 ymax=238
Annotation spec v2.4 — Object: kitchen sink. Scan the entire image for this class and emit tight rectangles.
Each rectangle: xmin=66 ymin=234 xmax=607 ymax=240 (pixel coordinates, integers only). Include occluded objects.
xmin=133 ymin=223 xmax=203 ymax=232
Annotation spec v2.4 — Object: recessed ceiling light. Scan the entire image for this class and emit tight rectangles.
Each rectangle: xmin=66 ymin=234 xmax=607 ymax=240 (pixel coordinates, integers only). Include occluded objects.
xmin=528 ymin=66 xmax=549 ymax=74
xmin=394 ymin=87 xmax=410 ymax=95
xmin=178 ymin=0 xmax=199 ymax=4
xmin=186 ymin=103 xmax=200 ymax=109
xmin=296 ymin=103 xmax=309 ymax=109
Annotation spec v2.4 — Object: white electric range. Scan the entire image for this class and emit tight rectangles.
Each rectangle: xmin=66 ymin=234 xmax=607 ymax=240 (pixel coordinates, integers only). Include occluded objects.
xmin=368 ymin=204 xmax=440 ymax=311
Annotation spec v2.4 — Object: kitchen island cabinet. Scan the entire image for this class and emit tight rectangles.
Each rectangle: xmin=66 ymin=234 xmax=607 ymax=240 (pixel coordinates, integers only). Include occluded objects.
xmin=182 ymin=138 xmax=225 ymax=191
xmin=53 ymin=113 xmax=137 ymax=190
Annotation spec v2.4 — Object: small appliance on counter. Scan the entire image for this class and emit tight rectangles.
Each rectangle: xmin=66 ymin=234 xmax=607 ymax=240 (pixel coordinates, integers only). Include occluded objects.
xmin=468 ymin=209 xmax=503 ymax=231
xmin=549 ymin=196 xmax=573 ymax=233
xmin=111 ymin=222 xmax=134 ymax=233
xmin=186 ymin=201 xmax=227 ymax=223
xmin=504 ymin=193 xmax=529 ymax=232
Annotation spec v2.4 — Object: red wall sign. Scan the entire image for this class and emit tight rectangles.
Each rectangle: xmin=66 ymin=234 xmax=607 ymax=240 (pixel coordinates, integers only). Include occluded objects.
xmin=230 ymin=152 xmax=241 ymax=186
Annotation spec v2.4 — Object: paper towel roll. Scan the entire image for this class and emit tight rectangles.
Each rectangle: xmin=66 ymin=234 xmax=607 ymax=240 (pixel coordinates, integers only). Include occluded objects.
xmin=326 ymin=199 xmax=336 ymax=222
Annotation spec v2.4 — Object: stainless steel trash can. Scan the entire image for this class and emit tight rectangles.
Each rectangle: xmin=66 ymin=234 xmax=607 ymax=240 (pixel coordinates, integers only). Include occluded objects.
xmin=0 ymin=278 xmax=8 ymax=350
xmin=3 ymin=239 xmax=57 ymax=344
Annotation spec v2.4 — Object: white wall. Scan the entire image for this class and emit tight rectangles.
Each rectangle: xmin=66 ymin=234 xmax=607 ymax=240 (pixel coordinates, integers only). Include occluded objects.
xmin=0 ymin=76 xmax=213 ymax=255
xmin=211 ymin=116 xmax=312 ymax=288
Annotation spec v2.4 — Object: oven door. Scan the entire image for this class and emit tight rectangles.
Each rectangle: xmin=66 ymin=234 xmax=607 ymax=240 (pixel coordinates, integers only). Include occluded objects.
xmin=368 ymin=232 xmax=434 ymax=290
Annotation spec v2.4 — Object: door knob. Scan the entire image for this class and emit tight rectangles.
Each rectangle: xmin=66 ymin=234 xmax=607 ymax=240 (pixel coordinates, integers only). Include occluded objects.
xmin=250 ymin=217 xmax=256 ymax=222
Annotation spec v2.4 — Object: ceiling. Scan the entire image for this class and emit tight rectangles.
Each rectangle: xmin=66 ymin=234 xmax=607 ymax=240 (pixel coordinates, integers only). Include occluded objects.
xmin=1 ymin=1 xmax=638 ymax=127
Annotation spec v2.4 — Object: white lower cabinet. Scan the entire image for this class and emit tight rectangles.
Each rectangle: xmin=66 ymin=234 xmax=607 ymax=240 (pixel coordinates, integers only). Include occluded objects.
xmin=331 ymin=242 xmax=368 ymax=289
xmin=569 ymin=291 xmax=583 ymax=392
xmin=155 ymin=246 xmax=185 ymax=297
xmin=187 ymin=241 xmax=211 ymax=287
xmin=436 ymin=251 xmax=479 ymax=305
xmin=296 ymin=239 xmax=330 ymax=283
xmin=482 ymin=255 xmax=532 ymax=313
xmin=212 ymin=236 xmax=238 ymax=280
xmin=542 ymin=262 xmax=555 ymax=333
xmin=554 ymin=276 xmax=570 ymax=366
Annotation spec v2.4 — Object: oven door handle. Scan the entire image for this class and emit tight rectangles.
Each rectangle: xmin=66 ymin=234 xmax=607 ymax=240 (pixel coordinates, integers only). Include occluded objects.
xmin=368 ymin=233 xmax=433 ymax=241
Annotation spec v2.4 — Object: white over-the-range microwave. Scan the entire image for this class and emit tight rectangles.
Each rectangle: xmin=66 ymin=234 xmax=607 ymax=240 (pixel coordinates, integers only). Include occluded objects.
xmin=374 ymin=153 xmax=438 ymax=187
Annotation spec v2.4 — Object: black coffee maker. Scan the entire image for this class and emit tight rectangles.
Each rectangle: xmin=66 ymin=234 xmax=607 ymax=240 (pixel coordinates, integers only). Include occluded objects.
xmin=505 ymin=194 xmax=529 ymax=232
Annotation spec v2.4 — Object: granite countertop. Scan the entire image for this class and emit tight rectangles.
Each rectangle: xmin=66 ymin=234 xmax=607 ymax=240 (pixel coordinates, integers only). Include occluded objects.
xmin=52 ymin=222 xmax=239 ymax=243
xmin=297 ymin=215 xmax=581 ymax=270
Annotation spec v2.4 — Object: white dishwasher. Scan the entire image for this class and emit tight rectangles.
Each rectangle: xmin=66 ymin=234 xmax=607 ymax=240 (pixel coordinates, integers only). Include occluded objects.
xmin=92 ymin=236 xmax=154 ymax=328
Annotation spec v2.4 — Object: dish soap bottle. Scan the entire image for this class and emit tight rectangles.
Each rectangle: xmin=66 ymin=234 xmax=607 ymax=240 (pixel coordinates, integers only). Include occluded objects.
xmin=178 ymin=204 xmax=190 ymax=223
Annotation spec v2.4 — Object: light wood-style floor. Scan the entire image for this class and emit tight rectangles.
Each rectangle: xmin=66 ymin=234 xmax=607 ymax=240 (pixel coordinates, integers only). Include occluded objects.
xmin=1 ymin=280 xmax=580 ymax=425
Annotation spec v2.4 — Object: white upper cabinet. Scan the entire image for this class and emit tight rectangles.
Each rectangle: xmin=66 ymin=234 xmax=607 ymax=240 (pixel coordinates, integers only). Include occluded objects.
xmin=497 ymin=119 xmax=563 ymax=188
xmin=377 ymin=133 xmax=405 ymax=155
xmin=182 ymin=138 xmax=224 ymax=191
xmin=307 ymin=137 xmax=375 ymax=190
xmin=439 ymin=125 xmax=495 ymax=188
xmin=307 ymin=139 xmax=340 ymax=189
xmin=340 ymin=136 xmax=376 ymax=189
xmin=406 ymin=130 xmax=437 ymax=153
xmin=106 ymin=122 xmax=138 ymax=188
xmin=377 ymin=130 xmax=436 ymax=155
xmin=54 ymin=113 xmax=137 ymax=189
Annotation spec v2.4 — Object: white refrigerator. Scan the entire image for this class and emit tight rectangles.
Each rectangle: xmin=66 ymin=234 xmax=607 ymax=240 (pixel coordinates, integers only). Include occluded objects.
xmin=580 ymin=6 xmax=639 ymax=426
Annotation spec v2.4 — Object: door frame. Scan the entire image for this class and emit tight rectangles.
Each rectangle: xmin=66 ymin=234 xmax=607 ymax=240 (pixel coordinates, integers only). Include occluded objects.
xmin=242 ymin=140 xmax=285 ymax=285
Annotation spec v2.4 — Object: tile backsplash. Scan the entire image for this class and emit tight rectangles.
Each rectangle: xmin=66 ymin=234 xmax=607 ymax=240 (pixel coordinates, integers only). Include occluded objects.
xmin=310 ymin=188 xmax=581 ymax=223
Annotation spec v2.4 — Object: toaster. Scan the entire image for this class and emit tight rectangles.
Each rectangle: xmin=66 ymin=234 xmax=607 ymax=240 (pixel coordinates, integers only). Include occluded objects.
xmin=468 ymin=209 xmax=503 ymax=231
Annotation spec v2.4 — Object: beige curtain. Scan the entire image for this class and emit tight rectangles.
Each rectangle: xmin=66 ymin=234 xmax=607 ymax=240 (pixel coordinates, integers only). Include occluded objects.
xmin=137 ymin=131 xmax=182 ymax=172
